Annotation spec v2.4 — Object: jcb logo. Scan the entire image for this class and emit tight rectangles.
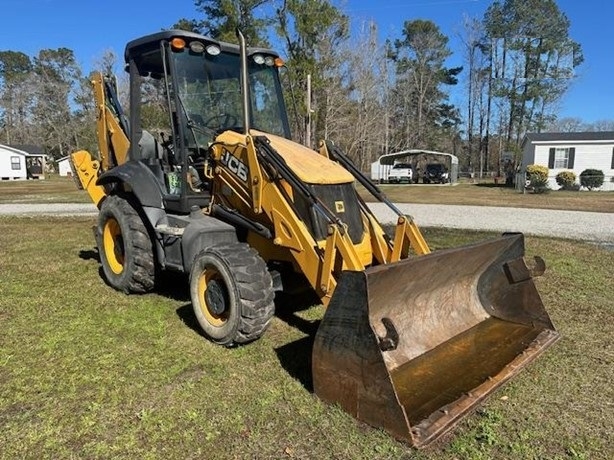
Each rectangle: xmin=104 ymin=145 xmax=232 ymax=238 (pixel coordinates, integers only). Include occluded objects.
xmin=220 ymin=151 xmax=248 ymax=182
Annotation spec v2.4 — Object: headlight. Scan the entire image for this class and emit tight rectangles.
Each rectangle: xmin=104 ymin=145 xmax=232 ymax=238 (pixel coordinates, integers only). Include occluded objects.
xmin=205 ymin=44 xmax=221 ymax=56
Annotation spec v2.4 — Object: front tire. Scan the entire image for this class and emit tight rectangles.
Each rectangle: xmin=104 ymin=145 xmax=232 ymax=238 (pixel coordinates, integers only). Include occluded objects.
xmin=97 ymin=194 xmax=155 ymax=294
xmin=190 ymin=243 xmax=275 ymax=346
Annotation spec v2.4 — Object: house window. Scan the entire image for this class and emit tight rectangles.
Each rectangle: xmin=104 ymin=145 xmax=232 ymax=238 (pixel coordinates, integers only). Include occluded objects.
xmin=554 ymin=148 xmax=569 ymax=168
xmin=11 ymin=156 xmax=21 ymax=170
xmin=548 ymin=147 xmax=575 ymax=169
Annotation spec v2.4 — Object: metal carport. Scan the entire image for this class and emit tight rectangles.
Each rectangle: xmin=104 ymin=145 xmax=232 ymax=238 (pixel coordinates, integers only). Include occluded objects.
xmin=370 ymin=149 xmax=459 ymax=184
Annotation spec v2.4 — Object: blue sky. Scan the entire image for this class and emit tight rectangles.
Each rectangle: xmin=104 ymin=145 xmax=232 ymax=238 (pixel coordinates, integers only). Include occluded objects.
xmin=0 ymin=0 xmax=611 ymax=123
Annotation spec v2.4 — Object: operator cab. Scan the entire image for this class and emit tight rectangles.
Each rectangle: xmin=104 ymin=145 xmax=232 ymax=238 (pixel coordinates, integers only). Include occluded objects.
xmin=124 ymin=30 xmax=291 ymax=213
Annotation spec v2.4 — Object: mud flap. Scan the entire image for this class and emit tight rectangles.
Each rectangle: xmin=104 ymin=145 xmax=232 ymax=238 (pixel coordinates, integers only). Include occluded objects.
xmin=312 ymin=233 xmax=560 ymax=448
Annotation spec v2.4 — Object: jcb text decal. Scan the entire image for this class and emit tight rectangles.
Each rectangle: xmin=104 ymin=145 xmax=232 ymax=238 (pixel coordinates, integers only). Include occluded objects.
xmin=220 ymin=151 xmax=248 ymax=182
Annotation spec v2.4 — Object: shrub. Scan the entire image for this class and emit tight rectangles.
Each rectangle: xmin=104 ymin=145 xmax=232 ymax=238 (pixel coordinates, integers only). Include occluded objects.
xmin=565 ymin=183 xmax=581 ymax=191
xmin=530 ymin=176 xmax=550 ymax=194
xmin=579 ymin=169 xmax=605 ymax=190
xmin=556 ymin=171 xmax=578 ymax=190
xmin=526 ymin=164 xmax=550 ymax=194
xmin=526 ymin=164 xmax=549 ymax=182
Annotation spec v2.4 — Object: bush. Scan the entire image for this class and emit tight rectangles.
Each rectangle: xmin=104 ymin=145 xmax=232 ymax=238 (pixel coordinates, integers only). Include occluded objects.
xmin=579 ymin=169 xmax=604 ymax=190
xmin=526 ymin=164 xmax=549 ymax=182
xmin=556 ymin=171 xmax=578 ymax=191
xmin=526 ymin=164 xmax=550 ymax=194
xmin=530 ymin=176 xmax=550 ymax=194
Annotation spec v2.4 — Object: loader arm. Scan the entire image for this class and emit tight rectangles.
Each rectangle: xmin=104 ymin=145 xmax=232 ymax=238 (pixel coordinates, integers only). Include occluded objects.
xmin=320 ymin=140 xmax=430 ymax=259
xmin=210 ymin=132 xmax=368 ymax=306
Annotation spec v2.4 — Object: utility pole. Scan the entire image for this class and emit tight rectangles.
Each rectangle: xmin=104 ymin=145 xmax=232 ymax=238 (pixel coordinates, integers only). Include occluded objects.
xmin=305 ymin=74 xmax=312 ymax=148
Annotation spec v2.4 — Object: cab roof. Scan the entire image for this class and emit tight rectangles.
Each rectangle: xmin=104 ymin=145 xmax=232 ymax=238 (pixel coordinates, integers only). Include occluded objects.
xmin=124 ymin=30 xmax=280 ymax=63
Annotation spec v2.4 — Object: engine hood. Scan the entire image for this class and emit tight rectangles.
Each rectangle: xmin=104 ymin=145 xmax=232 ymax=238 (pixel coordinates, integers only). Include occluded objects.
xmin=261 ymin=132 xmax=355 ymax=185
xmin=217 ymin=130 xmax=355 ymax=185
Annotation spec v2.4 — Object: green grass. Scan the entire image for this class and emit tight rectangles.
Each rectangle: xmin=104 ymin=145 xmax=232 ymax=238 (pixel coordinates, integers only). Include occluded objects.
xmin=0 ymin=217 xmax=612 ymax=459
xmin=359 ymin=182 xmax=614 ymax=213
xmin=0 ymin=175 xmax=90 ymax=204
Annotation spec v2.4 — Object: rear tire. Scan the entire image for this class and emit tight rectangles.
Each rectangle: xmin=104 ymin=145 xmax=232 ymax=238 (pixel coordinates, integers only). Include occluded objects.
xmin=97 ymin=194 xmax=155 ymax=294
xmin=190 ymin=243 xmax=275 ymax=346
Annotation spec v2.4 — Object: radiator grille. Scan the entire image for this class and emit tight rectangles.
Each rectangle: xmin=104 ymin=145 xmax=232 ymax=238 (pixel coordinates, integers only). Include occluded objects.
xmin=293 ymin=182 xmax=364 ymax=244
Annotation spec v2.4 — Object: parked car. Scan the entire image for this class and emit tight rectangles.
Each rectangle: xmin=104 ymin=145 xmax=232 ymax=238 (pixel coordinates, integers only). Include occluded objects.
xmin=423 ymin=163 xmax=449 ymax=184
xmin=387 ymin=163 xmax=413 ymax=184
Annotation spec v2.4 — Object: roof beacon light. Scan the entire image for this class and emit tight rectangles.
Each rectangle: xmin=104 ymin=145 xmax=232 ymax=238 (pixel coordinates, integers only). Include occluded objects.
xmin=170 ymin=38 xmax=186 ymax=51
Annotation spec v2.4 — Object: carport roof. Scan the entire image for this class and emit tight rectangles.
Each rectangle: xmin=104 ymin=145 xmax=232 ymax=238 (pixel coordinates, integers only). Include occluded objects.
xmin=377 ymin=149 xmax=458 ymax=166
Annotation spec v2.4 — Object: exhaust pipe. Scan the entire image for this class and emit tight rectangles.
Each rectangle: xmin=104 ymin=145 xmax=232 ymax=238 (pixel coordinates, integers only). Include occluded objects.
xmin=236 ymin=28 xmax=251 ymax=135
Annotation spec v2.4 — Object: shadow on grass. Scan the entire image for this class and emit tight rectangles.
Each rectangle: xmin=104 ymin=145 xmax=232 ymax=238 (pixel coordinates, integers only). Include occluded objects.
xmin=274 ymin=291 xmax=321 ymax=336
xmin=156 ymin=271 xmax=190 ymax=301
xmin=78 ymin=247 xmax=111 ymax=290
xmin=176 ymin=303 xmax=208 ymax=340
xmin=273 ymin=290 xmax=322 ymax=392
xmin=79 ymin=246 xmax=191 ymax=301
xmin=173 ymin=275 xmax=321 ymax=391
xmin=78 ymin=248 xmax=100 ymax=262
xmin=475 ymin=182 xmax=512 ymax=189
xmin=275 ymin=336 xmax=314 ymax=392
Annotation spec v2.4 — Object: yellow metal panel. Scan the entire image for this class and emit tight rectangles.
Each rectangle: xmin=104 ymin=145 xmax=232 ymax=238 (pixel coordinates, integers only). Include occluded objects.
xmin=217 ymin=130 xmax=354 ymax=184
xmin=91 ymin=72 xmax=129 ymax=170
xmin=70 ymin=150 xmax=106 ymax=207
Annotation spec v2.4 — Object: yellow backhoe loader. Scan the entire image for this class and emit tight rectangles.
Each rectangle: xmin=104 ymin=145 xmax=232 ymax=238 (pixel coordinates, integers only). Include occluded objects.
xmin=70 ymin=29 xmax=559 ymax=447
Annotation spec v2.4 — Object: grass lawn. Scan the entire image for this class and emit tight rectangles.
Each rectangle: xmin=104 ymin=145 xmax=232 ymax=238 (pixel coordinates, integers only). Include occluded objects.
xmin=0 ymin=175 xmax=90 ymax=204
xmin=359 ymin=182 xmax=614 ymax=213
xmin=2 ymin=176 xmax=614 ymax=213
xmin=0 ymin=216 xmax=612 ymax=459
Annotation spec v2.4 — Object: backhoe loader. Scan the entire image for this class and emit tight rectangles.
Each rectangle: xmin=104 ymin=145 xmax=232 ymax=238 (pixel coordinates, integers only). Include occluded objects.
xmin=70 ymin=29 xmax=559 ymax=447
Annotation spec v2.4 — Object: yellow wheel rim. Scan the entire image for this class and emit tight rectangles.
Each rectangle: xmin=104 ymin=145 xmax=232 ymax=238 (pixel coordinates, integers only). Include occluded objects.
xmin=103 ymin=217 xmax=124 ymax=274
xmin=197 ymin=269 xmax=228 ymax=327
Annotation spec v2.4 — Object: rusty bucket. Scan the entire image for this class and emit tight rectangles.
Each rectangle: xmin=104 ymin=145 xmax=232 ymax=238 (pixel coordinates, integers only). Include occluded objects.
xmin=312 ymin=233 xmax=559 ymax=447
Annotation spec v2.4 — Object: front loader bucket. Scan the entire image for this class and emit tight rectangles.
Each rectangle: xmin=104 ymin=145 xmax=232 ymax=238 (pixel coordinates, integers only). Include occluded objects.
xmin=312 ymin=233 xmax=559 ymax=448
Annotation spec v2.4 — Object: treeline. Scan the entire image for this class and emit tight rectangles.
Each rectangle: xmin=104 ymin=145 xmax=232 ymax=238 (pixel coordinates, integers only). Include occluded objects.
xmin=0 ymin=0 xmax=610 ymax=172
xmin=0 ymin=48 xmax=96 ymax=159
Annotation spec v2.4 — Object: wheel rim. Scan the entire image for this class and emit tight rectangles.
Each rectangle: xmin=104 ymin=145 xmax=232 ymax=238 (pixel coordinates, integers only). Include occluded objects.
xmin=197 ymin=268 xmax=229 ymax=327
xmin=103 ymin=217 xmax=124 ymax=274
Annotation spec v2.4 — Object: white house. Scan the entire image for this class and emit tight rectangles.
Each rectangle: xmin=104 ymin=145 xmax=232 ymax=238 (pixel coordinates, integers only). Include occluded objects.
xmin=0 ymin=144 xmax=47 ymax=180
xmin=57 ymin=156 xmax=72 ymax=176
xmin=0 ymin=144 xmax=29 ymax=180
xmin=521 ymin=131 xmax=614 ymax=191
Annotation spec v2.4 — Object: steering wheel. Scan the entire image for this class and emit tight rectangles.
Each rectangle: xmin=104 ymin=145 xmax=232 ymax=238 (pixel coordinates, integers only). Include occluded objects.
xmin=202 ymin=113 xmax=238 ymax=131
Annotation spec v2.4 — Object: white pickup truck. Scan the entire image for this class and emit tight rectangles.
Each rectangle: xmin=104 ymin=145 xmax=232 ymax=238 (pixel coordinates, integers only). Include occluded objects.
xmin=387 ymin=163 xmax=413 ymax=184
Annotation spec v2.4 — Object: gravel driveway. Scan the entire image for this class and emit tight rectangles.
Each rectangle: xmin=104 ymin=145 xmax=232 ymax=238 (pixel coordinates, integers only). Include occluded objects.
xmin=370 ymin=203 xmax=614 ymax=243
xmin=1 ymin=202 xmax=613 ymax=243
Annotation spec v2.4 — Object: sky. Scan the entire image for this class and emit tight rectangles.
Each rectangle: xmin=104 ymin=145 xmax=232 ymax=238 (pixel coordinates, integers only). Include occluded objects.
xmin=0 ymin=0 xmax=612 ymax=124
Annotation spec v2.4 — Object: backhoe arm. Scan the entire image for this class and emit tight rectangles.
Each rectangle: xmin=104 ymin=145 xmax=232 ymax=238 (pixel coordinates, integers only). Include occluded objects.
xmin=70 ymin=72 xmax=130 ymax=207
